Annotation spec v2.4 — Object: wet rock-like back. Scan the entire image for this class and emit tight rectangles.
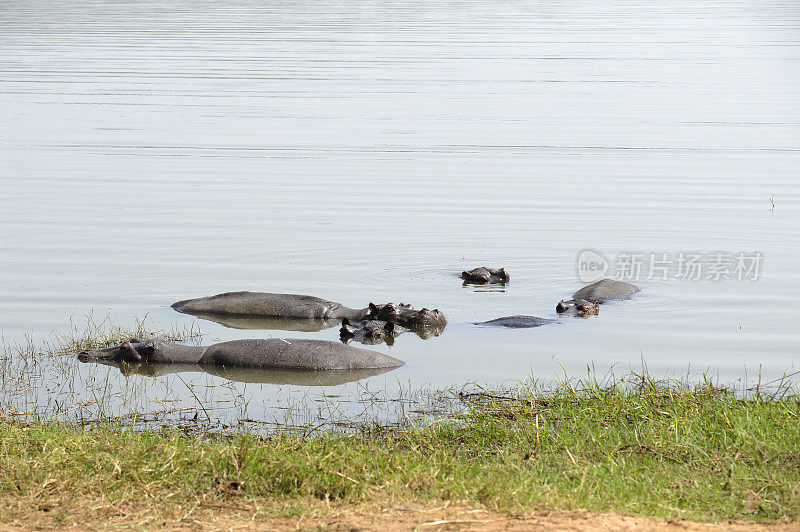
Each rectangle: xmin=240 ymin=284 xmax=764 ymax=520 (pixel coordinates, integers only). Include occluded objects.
xmin=476 ymin=316 xmax=556 ymax=328
xmin=571 ymin=279 xmax=640 ymax=303
xmin=199 ymin=339 xmax=404 ymax=370
xmin=171 ymin=292 xmax=368 ymax=321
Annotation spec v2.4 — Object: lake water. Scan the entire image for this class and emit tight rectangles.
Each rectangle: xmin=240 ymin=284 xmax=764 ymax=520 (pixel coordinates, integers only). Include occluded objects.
xmin=1 ymin=0 xmax=799 ymax=428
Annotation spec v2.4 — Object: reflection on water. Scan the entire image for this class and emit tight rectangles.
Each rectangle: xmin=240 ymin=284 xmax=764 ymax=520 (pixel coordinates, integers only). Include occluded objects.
xmin=186 ymin=313 xmax=340 ymax=332
xmin=1 ymin=0 xmax=799 ymax=429
xmin=85 ymin=359 xmax=398 ymax=386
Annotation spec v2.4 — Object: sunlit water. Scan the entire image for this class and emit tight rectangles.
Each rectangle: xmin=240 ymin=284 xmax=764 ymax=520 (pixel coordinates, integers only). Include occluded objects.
xmin=1 ymin=0 xmax=799 ymax=428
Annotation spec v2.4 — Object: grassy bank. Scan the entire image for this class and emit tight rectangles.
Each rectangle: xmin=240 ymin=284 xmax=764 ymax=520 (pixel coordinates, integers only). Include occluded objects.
xmin=1 ymin=377 xmax=798 ymax=528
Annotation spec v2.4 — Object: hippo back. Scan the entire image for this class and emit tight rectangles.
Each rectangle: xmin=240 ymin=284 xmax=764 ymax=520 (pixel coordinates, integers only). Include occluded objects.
xmin=198 ymin=338 xmax=404 ymax=370
xmin=172 ymin=292 xmax=363 ymax=319
xmin=478 ymin=316 xmax=556 ymax=328
xmin=571 ymin=279 xmax=640 ymax=303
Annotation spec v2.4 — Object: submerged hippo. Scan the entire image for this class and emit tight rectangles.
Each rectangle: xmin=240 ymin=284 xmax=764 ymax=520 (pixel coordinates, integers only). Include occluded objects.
xmin=78 ymin=338 xmax=403 ymax=370
xmin=461 ymin=267 xmax=510 ymax=285
xmin=171 ymin=292 xmax=369 ymax=321
xmin=475 ymin=316 xmax=556 ymax=328
xmin=363 ymin=302 xmax=447 ymax=329
xmin=339 ymin=319 xmax=408 ymax=346
xmin=556 ymin=279 xmax=640 ymax=316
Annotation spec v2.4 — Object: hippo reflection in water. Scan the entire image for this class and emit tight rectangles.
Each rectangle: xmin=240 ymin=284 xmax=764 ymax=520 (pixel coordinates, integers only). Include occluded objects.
xmin=83 ymin=358 xmax=396 ymax=386
xmin=339 ymin=319 xmax=407 ymax=345
xmin=79 ymin=338 xmax=403 ymax=373
xmin=173 ymin=313 xmax=340 ymax=332
xmin=339 ymin=317 xmax=445 ymax=345
xmin=461 ymin=267 xmax=509 ymax=285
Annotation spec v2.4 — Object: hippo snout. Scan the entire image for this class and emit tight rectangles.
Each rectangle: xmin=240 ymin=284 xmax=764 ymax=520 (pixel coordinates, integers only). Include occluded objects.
xmin=77 ymin=349 xmax=98 ymax=362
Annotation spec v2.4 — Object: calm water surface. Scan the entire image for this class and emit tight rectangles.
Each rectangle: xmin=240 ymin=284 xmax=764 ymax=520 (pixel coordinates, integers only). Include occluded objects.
xmin=1 ymin=0 xmax=799 ymax=426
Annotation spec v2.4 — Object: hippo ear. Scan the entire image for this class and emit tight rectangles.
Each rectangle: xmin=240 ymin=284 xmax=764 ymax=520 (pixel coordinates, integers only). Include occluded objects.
xmin=556 ymin=300 xmax=567 ymax=313
xmin=461 ymin=271 xmax=470 ymax=279
xmin=141 ymin=340 xmax=155 ymax=352
xmin=369 ymin=302 xmax=378 ymax=311
xmin=341 ymin=318 xmax=351 ymax=326
xmin=384 ymin=321 xmax=395 ymax=333
xmin=119 ymin=342 xmax=142 ymax=362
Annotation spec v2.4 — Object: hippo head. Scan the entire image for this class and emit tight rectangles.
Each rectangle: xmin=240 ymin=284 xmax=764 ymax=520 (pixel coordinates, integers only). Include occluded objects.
xmin=365 ymin=302 xmax=411 ymax=323
xmin=365 ymin=302 xmax=447 ymax=328
xmin=555 ymin=299 xmax=600 ymax=318
xmin=418 ymin=308 xmax=447 ymax=327
xmin=78 ymin=338 xmax=155 ymax=363
xmin=461 ymin=267 xmax=509 ymax=285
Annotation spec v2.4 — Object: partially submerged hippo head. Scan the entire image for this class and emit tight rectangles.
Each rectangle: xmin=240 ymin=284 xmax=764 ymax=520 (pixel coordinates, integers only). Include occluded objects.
xmin=461 ymin=267 xmax=509 ymax=285
xmin=555 ymin=299 xmax=600 ymax=318
xmin=78 ymin=338 xmax=155 ymax=363
xmin=339 ymin=318 xmax=407 ymax=346
xmin=364 ymin=302 xmax=447 ymax=329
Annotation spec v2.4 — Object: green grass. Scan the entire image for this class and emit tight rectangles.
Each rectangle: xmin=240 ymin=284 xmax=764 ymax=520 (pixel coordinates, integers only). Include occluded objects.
xmin=1 ymin=376 xmax=798 ymax=525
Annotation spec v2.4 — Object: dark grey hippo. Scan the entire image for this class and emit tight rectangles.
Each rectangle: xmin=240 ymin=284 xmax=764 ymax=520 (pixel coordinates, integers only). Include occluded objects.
xmin=556 ymin=279 xmax=640 ymax=316
xmin=475 ymin=316 xmax=556 ymax=328
xmin=461 ymin=267 xmax=509 ymax=285
xmin=78 ymin=338 xmax=403 ymax=371
xmin=171 ymin=292 xmax=369 ymax=321
xmin=339 ymin=319 xmax=408 ymax=346
xmin=363 ymin=302 xmax=447 ymax=329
